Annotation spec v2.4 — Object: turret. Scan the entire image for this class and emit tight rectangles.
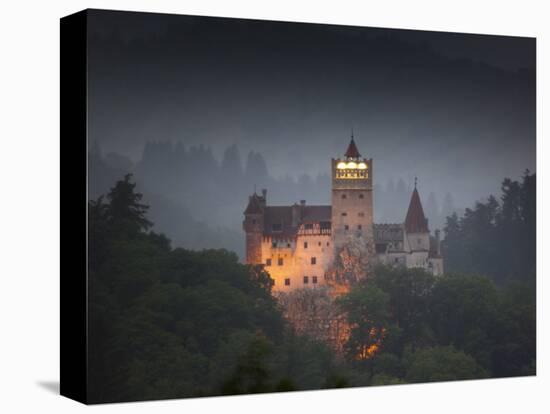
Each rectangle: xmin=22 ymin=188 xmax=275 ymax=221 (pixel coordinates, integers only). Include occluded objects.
xmin=404 ymin=179 xmax=430 ymax=251
xmin=243 ymin=191 xmax=266 ymax=264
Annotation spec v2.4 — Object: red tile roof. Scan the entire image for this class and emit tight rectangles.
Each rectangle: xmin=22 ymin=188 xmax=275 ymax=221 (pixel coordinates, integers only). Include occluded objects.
xmin=405 ymin=188 xmax=429 ymax=233
xmin=344 ymin=138 xmax=361 ymax=158
xmin=244 ymin=193 xmax=263 ymax=214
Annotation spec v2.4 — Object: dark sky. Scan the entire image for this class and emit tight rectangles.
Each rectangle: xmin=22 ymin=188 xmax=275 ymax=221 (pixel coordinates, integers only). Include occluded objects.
xmin=87 ymin=9 xmax=536 ymax=208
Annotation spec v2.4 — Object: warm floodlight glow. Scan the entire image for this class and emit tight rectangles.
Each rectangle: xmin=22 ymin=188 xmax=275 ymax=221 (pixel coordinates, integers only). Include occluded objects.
xmin=346 ymin=162 xmax=357 ymax=169
xmin=358 ymin=162 xmax=367 ymax=169
xmin=337 ymin=162 xmax=347 ymax=169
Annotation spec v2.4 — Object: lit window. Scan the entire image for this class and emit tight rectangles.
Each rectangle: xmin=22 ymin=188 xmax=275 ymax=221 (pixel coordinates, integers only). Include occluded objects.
xmin=284 ymin=278 xmax=290 ymax=286
xmin=312 ymin=276 xmax=318 ymax=284
xmin=303 ymin=276 xmax=309 ymax=284
xmin=304 ymin=241 xmax=308 ymax=249
xmin=266 ymin=258 xmax=272 ymax=266
xmin=311 ymin=257 xmax=316 ymax=265
xmin=278 ymin=258 xmax=284 ymax=266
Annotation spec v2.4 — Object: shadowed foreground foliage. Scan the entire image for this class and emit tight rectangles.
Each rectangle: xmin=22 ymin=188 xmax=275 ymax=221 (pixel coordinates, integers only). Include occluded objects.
xmin=337 ymin=265 xmax=535 ymax=384
xmin=88 ymin=175 xmax=535 ymax=403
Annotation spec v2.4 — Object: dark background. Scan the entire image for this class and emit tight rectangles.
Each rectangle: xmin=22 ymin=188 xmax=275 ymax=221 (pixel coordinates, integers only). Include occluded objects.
xmin=87 ymin=9 xmax=535 ymax=259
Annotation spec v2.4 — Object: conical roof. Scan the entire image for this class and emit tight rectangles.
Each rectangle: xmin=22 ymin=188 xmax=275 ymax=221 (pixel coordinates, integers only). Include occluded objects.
xmin=405 ymin=187 xmax=429 ymax=233
xmin=345 ymin=137 xmax=361 ymax=158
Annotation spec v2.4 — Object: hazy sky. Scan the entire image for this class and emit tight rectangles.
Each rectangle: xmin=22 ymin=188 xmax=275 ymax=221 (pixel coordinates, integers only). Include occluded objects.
xmin=87 ymin=9 xmax=535 ymax=208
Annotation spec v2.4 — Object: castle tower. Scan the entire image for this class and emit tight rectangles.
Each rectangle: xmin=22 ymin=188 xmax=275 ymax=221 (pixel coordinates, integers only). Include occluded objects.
xmin=243 ymin=190 xmax=266 ymax=264
xmin=331 ymin=134 xmax=374 ymax=254
xmin=404 ymin=179 xmax=430 ymax=253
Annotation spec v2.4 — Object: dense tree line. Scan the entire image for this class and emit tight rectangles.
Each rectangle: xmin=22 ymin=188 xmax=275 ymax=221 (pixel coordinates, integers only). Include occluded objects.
xmin=442 ymin=171 xmax=536 ymax=285
xmin=88 ymin=174 xmax=535 ymax=402
xmin=88 ymin=175 xmax=349 ymax=402
xmin=336 ymin=265 xmax=535 ymax=384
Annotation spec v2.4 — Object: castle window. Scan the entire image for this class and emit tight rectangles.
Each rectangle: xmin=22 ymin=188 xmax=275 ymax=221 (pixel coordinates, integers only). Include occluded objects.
xmin=344 ymin=225 xmax=349 ymax=231
xmin=266 ymin=258 xmax=272 ymax=266
xmin=272 ymin=223 xmax=282 ymax=232
xmin=287 ymin=243 xmax=291 ymax=248
xmin=341 ymin=194 xmax=347 ymax=199
xmin=311 ymin=257 xmax=317 ymax=265
xmin=327 ymin=242 xmax=330 ymax=247
xmin=272 ymin=241 xmax=277 ymax=248
xmin=359 ymin=194 xmax=364 ymax=199
xmin=304 ymin=241 xmax=308 ymax=249
xmin=303 ymin=276 xmax=309 ymax=284
xmin=341 ymin=212 xmax=347 ymax=216
xmin=358 ymin=212 xmax=365 ymax=217
xmin=305 ymin=223 xmax=313 ymax=230
xmin=284 ymin=278 xmax=290 ymax=286
xmin=312 ymin=276 xmax=318 ymax=284
xmin=395 ymin=257 xmax=399 ymax=263
xmin=278 ymin=257 xmax=284 ymax=266
xmin=358 ymin=225 xmax=362 ymax=230
xmin=318 ymin=241 xmax=322 ymax=246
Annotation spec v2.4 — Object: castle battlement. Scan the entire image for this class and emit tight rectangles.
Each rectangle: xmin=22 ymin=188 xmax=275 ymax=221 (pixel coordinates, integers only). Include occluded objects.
xmin=243 ymin=135 xmax=444 ymax=291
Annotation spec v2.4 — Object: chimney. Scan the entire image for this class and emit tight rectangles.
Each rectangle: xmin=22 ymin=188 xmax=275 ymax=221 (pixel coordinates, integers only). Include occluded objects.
xmin=300 ymin=200 xmax=306 ymax=206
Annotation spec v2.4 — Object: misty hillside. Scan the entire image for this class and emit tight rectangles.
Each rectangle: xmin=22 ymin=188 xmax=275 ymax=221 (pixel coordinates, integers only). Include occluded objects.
xmin=87 ymin=12 xmax=535 ymax=210
xmin=89 ymin=141 xmax=462 ymax=260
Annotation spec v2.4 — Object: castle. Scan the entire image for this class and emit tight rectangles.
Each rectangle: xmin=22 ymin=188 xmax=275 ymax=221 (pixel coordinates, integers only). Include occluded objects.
xmin=243 ymin=137 xmax=443 ymax=291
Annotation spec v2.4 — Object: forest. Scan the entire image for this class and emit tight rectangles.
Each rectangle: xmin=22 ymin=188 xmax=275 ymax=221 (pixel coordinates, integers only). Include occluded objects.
xmin=87 ymin=173 xmax=535 ymax=403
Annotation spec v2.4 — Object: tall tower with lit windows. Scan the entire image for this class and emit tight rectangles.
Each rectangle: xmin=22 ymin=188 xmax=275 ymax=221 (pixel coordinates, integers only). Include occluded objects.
xmin=330 ymin=135 xmax=374 ymax=251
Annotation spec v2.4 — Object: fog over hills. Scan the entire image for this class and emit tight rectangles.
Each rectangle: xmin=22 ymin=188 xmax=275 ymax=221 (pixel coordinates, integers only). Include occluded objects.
xmin=86 ymin=10 xmax=535 ymax=259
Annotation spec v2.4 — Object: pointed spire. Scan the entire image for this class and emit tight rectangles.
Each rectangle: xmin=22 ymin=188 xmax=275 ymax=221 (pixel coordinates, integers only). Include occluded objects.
xmin=344 ymin=132 xmax=361 ymax=159
xmin=405 ymin=182 xmax=429 ymax=233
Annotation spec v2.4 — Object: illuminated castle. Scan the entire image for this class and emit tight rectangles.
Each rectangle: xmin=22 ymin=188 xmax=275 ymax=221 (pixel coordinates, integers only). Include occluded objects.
xmin=243 ymin=136 xmax=443 ymax=291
